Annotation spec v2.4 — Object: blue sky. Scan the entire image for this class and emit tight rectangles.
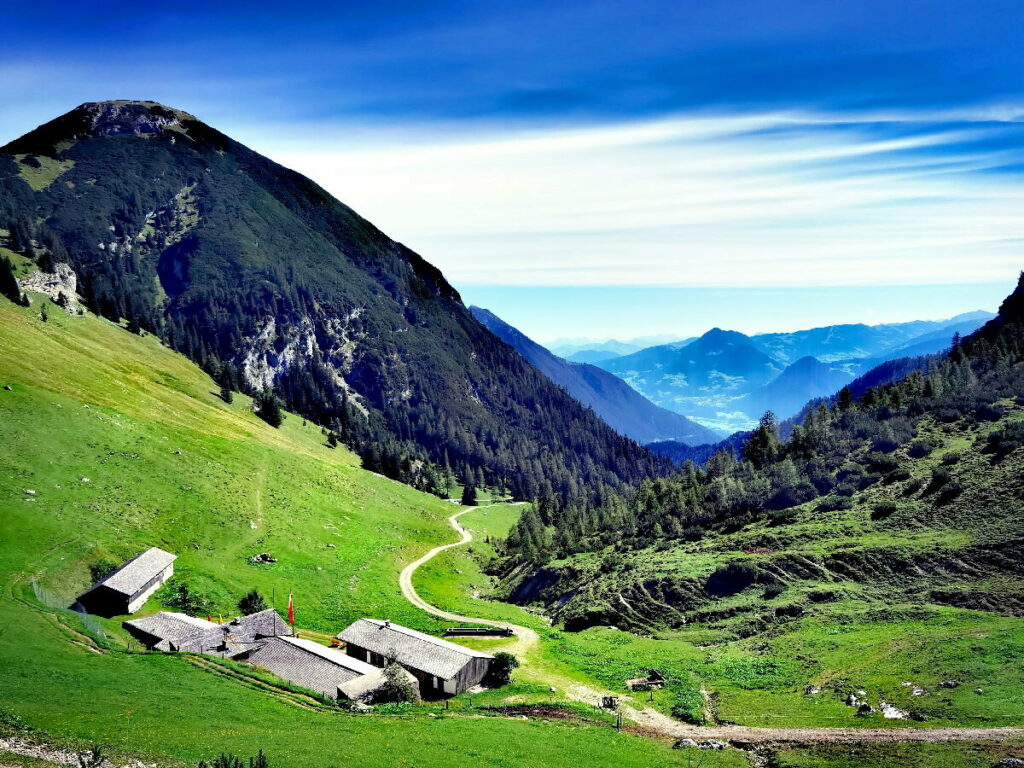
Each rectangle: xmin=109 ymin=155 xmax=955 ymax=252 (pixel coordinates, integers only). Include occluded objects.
xmin=2 ymin=0 xmax=1022 ymax=341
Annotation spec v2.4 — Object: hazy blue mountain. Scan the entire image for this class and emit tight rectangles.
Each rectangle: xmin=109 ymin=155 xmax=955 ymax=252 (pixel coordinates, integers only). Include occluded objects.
xmin=470 ymin=307 xmax=720 ymax=445
xmin=748 ymin=312 xmax=994 ymax=364
xmin=600 ymin=328 xmax=783 ymax=433
xmin=743 ymin=355 xmax=854 ymax=420
xmin=565 ymin=349 xmax=627 ymax=364
xmin=594 ymin=313 xmax=994 ymax=433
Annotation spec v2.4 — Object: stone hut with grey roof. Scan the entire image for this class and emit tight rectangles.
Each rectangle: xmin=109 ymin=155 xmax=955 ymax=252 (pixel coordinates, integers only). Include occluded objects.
xmin=78 ymin=547 xmax=176 ymax=617
xmin=248 ymin=636 xmax=419 ymax=701
xmin=123 ymin=608 xmax=292 ymax=658
xmin=124 ymin=612 xmax=225 ymax=653
xmin=337 ymin=618 xmax=493 ymax=697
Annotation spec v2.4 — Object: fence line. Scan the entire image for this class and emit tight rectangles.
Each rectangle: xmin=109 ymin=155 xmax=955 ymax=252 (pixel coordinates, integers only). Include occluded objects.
xmin=31 ymin=581 xmax=105 ymax=642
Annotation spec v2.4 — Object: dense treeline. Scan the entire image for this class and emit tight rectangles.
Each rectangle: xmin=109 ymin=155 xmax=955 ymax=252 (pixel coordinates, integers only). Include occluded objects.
xmin=0 ymin=101 xmax=670 ymax=501
xmin=506 ymin=274 xmax=1024 ymax=562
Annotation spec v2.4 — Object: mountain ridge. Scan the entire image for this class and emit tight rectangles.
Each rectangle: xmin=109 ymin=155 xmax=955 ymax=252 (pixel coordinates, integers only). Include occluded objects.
xmin=469 ymin=306 xmax=720 ymax=445
xmin=0 ymin=99 xmax=667 ymax=501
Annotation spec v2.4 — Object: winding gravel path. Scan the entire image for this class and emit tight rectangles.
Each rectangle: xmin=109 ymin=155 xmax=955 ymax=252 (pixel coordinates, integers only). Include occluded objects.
xmin=400 ymin=507 xmax=1024 ymax=745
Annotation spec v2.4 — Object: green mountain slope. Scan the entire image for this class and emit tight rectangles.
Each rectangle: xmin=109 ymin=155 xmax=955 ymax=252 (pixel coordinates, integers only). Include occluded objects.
xmin=0 ymin=296 xmax=706 ymax=768
xmin=0 ymin=100 xmax=664 ymax=504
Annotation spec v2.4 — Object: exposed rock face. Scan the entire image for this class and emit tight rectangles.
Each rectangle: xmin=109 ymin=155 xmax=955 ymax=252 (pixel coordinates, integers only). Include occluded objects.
xmin=18 ymin=263 xmax=78 ymax=313
xmin=82 ymin=100 xmax=192 ymax=138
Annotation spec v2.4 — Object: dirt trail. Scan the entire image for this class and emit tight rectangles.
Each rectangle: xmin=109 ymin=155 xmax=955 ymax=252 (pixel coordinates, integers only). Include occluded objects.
xmin=398 ymin=506 xmax=540 ymax=661
xmin=399 ymin=507 xmax=1024 ymax=745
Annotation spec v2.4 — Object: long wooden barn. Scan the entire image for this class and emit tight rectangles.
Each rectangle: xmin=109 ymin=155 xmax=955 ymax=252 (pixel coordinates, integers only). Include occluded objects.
xmin=78 ymin=547 xmax=176 ymax=617
xmin=337 ymin=618 xmax=493 ymax=697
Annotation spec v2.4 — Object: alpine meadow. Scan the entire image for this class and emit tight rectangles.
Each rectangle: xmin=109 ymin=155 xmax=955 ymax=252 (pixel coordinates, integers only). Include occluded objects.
xmin=2 ymin=3 xmax=1024 ymax=768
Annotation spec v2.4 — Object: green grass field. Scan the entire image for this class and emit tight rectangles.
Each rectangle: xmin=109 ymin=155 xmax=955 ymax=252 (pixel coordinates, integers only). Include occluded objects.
xmin=2 ymin=293 xmax=1023 ymax=767
xmin=0 ymin=296 xmax=717 ymax=768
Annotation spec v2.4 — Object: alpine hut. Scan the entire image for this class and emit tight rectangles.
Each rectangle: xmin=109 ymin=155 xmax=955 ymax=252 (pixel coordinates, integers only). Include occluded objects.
xmin=78 ymin=547 xmax=176 ymax=617
xmin=123 ymin=612 xmax=224 ymax=653
xmin=248 ymin=635 xmax=419 ymax=701
xmin=337 ymin=618 xmax=493 ymax=697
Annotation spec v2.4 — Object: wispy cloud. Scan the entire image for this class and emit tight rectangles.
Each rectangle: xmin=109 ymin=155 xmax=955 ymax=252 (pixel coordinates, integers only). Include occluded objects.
xmin=267 ymin=110 xmax=1024 ymax=288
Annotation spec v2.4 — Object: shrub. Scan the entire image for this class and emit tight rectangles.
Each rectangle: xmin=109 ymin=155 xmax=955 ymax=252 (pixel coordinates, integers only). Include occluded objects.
xmin=926 ymin=466 xmax=951 ymax=493
xmin=706 ymin=563 xmax=759 ymax=597
xmin=870 ymin=501 xmax=898 ymax=520
xmin=940 ymin=451 xmax=962 ymax=465
xmin=902 ymin=477 xmax=925 ymax=496
xmin=762 ymin=584 xmax=784 ymax=600
xmin=883 ymin=469 xmax=911 ymax=484
xmin=368 ymin=663 xmax=418 ymax=704
xmin=833 ymin=482 xmax=857 ymax=498
xmin=975 ymin=403 xmax=1004 ymax=422
xmin=486 ymin=652 xmax=520 ymax=687
xmin=807 ymin=589 xmax=838 ymax=603
xmin=238 ymin=590 xmax=268 ymax=616
xmin=160 ymin=581 xmax=211 ymax=615
xmin=908 ymin=440 xmax=936 ymax=458
xmin=88 ymin=558 xmax=119 ymax=584
xmin=936 ymin=482 xmax=964 ymax=506
xmin=817 ymin=496 xmax=853 ymax=512
xmin=865 ymin=452 xmax=900 ymax=472
xmin=983 ymin=421 xmax=1024 ymax=460
xmin=768 ymin=507 xmax=798 ymax=526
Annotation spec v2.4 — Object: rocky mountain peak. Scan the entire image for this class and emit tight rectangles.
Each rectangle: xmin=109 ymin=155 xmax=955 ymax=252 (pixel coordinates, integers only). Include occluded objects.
xmin=76 ymin=100 xmax=194 ymax=138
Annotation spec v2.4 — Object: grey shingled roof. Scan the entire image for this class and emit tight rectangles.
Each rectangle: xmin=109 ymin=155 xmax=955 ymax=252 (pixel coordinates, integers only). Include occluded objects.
xmin=123 ymin=612 xmax=222 ymax=652
xmin=96 ymin=547 xmax=176 ymax=596
xmin=224 ymin=609 xmax=291 ymax=643
xmin=337 ymin=619 xmax=492 ymax=679
xmin=248 ymin=636 xmax=377 ymax=698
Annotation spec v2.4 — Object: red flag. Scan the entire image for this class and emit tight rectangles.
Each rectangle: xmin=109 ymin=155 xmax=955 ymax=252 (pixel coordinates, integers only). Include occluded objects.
xmin=287 ymin=593 xmax=294 ymax=626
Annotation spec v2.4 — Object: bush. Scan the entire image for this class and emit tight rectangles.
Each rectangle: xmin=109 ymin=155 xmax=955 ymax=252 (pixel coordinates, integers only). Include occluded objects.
xmin=160 ymin=581 xmax=211 ymax=615
xmin=870 ymin=501 xmax=898 ymax=520
xmin=88 ymin=558 xmax=119 ymax=584
xmin=238 ymin=590 xmax=268 ymax=616
xmin=486 ymin=652 xmax=520 ymax=687
xmin=926 ymin=466 xmax=951 ymax=493
xmin=762 ymin=584 xmax=784 ymax=600
xmin=940 ymin=451 xmax=962 ymax=465
xmin=368 ymin=663 xmax=418 ymax=704
xmin=883 ymin=469 xmax=911 ymax=484
xmin=908 ymin=440 xmax=936 ymax=458
xmin=936 ymin=482 xmax=964 ymax=506
xmin=902 ymin=477 xmax=925 ymax=496
xmin=706 ymin=563 xmax=759 ymax=597
xmin=767 ymin=507 xmax=798 ymax=525
xmin=817 ymin=496 xmax=853 ymax=512
xmin=983 ymin=421 xmax=1024 ymax=460
xmin=865 ymin=452 xmax=900 ymax=472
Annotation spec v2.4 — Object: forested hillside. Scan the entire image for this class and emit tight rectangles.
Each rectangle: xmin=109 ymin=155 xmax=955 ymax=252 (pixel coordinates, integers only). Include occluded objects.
xmin=499 ymin=274 xmax=1024 ymax=632
xmin=0 ymin=100 xmax=667 ymax=503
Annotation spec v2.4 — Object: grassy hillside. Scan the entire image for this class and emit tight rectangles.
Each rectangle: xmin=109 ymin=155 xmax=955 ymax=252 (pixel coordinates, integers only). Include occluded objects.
xmin=0 ymin=295 xmax=710 ymax=768
xmin=482 ymin=403 xmax=1024 ymax=729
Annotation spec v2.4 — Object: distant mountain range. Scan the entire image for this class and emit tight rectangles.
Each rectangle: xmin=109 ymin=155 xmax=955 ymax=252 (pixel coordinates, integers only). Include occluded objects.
xmin=593 ymin=313 xmax=993 ymax=433
xmin=470 ymin=307 xmax=720 ymax=445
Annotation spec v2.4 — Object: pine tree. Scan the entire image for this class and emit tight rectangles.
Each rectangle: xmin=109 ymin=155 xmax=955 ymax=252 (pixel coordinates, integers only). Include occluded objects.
xmin=0 ymin=257 xmax=21 ymax=304
xmin=254 ymin=389 xmax=283 ymax=428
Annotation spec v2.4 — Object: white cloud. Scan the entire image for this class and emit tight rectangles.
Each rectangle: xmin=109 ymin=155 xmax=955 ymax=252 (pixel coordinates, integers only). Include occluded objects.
xmin=265 ymin=111 xmax=1024 ymax=287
